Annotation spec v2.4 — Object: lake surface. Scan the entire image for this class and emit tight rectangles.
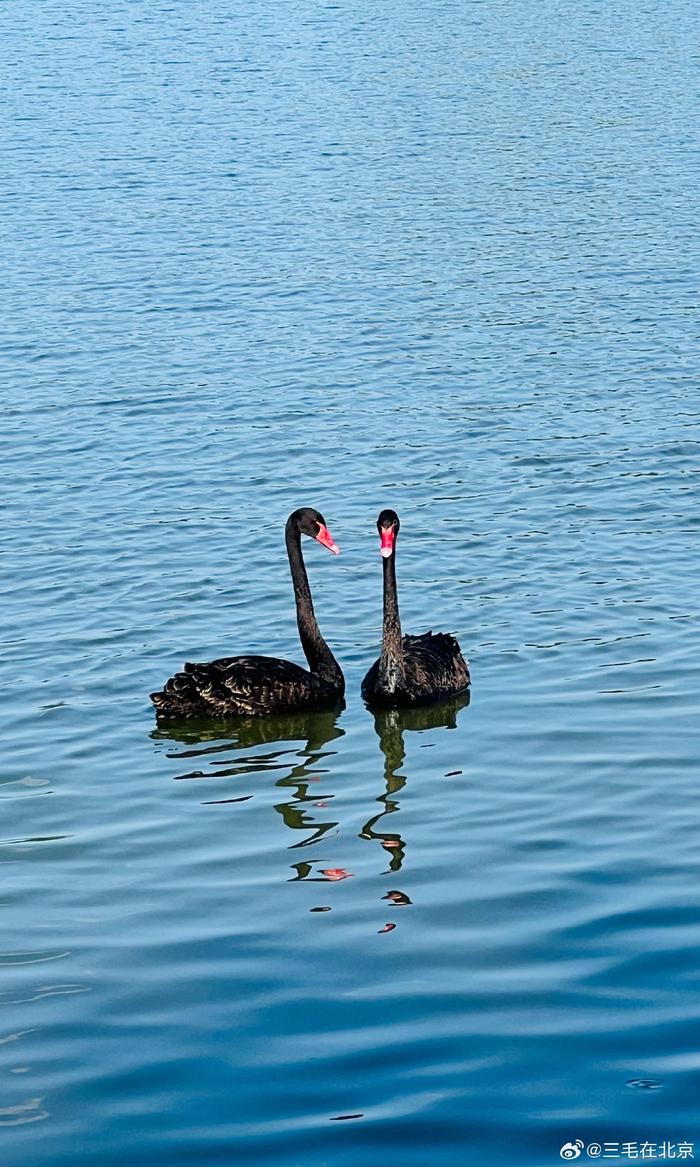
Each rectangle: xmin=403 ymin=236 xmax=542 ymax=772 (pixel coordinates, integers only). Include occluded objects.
xmin=2 ymin=2 xmax=699 ymax=1164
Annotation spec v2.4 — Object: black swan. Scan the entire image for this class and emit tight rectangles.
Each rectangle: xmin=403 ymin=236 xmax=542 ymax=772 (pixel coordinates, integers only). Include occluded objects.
xmin=361 ymin=509 xmax=470 ymax=709
xmin=151 ymin=508 xmax=345 ymax=718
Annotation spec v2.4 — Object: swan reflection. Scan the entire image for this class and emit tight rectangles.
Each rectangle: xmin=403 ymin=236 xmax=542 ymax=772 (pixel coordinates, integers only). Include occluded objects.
xmin=153 ymin=707 xmax=345 ymax=858
xmin=361 ymin=692 xmax=471 ymax=875
xmin=152 ymin=692 xmax=469 ymax=893
xmin=151 ymin=706 xmax=345 ymax=752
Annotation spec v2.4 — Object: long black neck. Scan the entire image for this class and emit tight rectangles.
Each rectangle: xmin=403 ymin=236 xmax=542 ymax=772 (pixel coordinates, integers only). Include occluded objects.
xmin=378 ymin=548 xmax=404 ymax=692
xmin=286 ymin=520 xmax=343 ymax=692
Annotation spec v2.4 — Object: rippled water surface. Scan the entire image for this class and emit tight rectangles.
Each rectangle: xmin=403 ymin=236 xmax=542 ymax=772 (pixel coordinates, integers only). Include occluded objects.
xmin=2 ymin=2 xmax=699 ymax=1164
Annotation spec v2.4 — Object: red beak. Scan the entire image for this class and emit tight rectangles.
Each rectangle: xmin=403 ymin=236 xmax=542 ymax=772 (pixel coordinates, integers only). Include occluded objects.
xmin=380 ymin=528 xmax=395 ymax=558
xmin=315 ymin=524 xmax=340 ymax=555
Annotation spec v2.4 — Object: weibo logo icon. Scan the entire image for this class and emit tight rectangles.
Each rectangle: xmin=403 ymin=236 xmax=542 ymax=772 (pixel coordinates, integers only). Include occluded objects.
xmin=560 ymin=1142 xmax=584 ymax=1161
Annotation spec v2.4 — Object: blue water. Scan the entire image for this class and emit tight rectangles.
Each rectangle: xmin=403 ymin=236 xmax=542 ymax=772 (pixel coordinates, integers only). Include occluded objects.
xmin=2 ymin=2 xmax=699 ymax=1164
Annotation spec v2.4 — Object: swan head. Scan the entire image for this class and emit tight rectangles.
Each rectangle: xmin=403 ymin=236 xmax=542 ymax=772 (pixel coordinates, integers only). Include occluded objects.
xmin=377 ymin=509 xmax=400 ymax=558
xmin=290 ymin=507 xmax=340 ymax=554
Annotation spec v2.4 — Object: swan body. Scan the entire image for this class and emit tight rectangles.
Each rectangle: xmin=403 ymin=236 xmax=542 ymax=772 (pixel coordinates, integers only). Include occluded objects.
xmin=151 ymin=508 xmax=344 ymax=719
xmin=361 ymin=631 xmax=468 ymax=708
xmin=153 ymin=655 xmax=339 ymax=718
xmin=361 ymin=510 xmax=470 ymax=709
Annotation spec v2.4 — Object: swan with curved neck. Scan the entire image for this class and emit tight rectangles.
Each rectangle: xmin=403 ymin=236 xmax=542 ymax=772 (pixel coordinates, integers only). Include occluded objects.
xmin=151 ymin=508 xmax=344 ymax=718
xmin=361 ymin=509 xmax=470 ymax=709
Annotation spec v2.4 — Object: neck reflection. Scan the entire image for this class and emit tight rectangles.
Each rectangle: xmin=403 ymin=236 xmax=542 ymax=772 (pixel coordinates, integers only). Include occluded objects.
xmin=361 ymin=692 xmax=472 ymax=876
xmin=152 ymin=691 xmax=471 ymax=895
xmin=152 ymin=706 xmax=346 ymax=859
